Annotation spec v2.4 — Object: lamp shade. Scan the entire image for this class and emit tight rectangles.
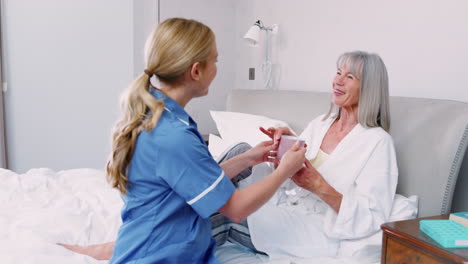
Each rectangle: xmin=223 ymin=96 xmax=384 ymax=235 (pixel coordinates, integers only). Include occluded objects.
xmin=243 ymin=25 xmax=260 ymax=47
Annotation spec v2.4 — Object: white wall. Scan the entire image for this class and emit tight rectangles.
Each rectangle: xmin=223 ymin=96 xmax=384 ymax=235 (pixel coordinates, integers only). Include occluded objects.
xmin=159 ymin=0 xmax=236 ymax=135
xmin=133 ymin=0 xmax=159 ymax=77
xmin=234 ymin=0 xmax=468 ymax=102
xmin=3 ymin=1 xmax=467 ymax=172
xmin=3 ymin=0 xmax=133 ymax=172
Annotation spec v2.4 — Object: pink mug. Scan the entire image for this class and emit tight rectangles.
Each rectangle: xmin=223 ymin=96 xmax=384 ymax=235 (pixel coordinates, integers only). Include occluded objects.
xmin=277 ymin=135 xmax=305 ymax=160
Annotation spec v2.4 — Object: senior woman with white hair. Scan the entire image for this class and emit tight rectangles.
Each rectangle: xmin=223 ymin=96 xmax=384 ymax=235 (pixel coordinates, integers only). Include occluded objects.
xmin=254 ymin=50 xmax=397 ymax=258
xmin=61 ymin=50 xmax=398 ymax=260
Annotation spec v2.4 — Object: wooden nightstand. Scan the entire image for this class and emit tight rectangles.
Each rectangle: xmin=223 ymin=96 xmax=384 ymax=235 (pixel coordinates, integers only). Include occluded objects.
xmin=381 ymin=215 xmax=468 ymax=263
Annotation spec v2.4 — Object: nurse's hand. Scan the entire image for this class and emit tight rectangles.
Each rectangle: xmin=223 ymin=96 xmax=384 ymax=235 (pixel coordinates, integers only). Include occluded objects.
xmin=259 ymin=126 xmax=295 ymax=148
xmin=276 ymin=142 xmax=307 ymax=179
xmin=246 ymin=140 xmax=278 ymax=166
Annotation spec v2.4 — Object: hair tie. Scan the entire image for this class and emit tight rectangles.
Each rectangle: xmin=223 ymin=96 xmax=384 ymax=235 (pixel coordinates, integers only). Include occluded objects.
xmin=144 ymin=69 xmax=153 ymax=77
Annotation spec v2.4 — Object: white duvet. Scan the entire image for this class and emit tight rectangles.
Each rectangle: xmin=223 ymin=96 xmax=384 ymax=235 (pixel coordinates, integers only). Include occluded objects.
xmin=0 ymin=168 xmax=121 ymax=264
xmin=0 ymin=166 xmax=417 ymax=264
xmin=209 ymin=134 xmax=419 ymax=264
xmin=213 ymin=164 xmax=418 ymax=264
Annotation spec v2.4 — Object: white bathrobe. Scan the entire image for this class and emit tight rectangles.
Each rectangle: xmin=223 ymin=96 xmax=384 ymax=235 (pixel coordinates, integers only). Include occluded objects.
xmin=247 ymin=114 xmax=398 ymax=259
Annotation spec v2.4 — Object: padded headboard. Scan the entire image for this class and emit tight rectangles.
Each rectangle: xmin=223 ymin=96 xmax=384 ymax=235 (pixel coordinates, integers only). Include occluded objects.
xmin=226 ymin=89 xmax=468 ymax=217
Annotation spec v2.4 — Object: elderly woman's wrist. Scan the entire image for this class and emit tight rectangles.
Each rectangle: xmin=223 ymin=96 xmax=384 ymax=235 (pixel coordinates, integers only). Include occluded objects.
xmin=312 ymin=178 xmax=329 ymax=195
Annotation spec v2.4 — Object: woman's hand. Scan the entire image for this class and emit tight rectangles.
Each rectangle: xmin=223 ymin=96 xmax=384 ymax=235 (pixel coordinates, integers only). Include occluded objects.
xmin=291 ymin=160 xmax=343 ymax=213
xmin=291 ymin=159 xmax=325 ymax=193
xmin=58 ymin=242 xmax=114 ymax=261
xmin=259 ymin=126 xmax=295 ymax=148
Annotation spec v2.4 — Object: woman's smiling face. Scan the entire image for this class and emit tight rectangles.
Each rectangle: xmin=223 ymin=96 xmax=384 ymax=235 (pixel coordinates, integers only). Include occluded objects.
xmin=331 ymin=63 xmax=361 ymax=108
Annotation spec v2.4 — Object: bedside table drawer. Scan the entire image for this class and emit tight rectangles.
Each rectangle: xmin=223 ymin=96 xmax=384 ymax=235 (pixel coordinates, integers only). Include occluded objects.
xmin=384 ymin=236 xmax=450 ymax=264
xmin=381 ymin=215 xmax=468 ymax=264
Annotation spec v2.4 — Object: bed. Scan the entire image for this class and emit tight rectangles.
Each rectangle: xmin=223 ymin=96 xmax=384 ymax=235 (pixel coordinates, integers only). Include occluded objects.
xmin=209 ymin=89 xmax=467 ymax=263
xmin=1 ymin=89 xmax=467 ymax=264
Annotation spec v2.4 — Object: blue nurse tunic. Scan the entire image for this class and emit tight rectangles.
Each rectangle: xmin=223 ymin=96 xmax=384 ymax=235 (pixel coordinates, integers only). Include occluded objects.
xmin=110 ymin=89 xmax=235 ymax=264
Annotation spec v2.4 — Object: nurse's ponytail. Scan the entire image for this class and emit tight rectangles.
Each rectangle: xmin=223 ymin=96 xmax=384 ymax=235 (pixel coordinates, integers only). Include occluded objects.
xmin=106 ymin=18 xmax=215 ymax=195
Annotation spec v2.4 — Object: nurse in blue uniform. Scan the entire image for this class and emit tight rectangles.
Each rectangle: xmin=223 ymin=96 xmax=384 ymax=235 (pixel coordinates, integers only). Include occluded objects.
xmin=104 ymin=18 xmax=306 ymax=264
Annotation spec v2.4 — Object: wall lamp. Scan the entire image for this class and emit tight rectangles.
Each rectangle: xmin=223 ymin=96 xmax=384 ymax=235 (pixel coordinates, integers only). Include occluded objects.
xmin=243 ymin=20 xmax=279 ymax=47
xmin=243 ymin=20 xmax=279 ymax=89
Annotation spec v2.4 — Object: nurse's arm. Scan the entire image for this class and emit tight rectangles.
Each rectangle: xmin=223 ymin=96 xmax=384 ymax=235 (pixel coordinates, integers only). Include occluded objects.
xmin=218 ymin=144 xmax=306 ymax=223
xmin=219 ymin=153 xmax=254 ymax=180
xmin=219 ymin=140 xmax=276 ymax=180
xmin=218 ymin=169 xmax=285 ymax=223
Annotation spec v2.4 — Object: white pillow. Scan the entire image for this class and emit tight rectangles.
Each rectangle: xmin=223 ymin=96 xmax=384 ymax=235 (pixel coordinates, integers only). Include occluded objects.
xmin=337 ymin=194 xmax=418 ymax=259
xmin=389 ymin=194 xmax=419 ymax=222
xmin=208 ymin=134 xmax=235 ymax=161
xmin=210 ymin=111 xmax=294 ymax=147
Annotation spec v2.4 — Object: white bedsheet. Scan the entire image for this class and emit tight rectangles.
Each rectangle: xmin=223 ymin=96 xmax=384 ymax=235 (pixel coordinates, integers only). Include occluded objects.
xmin=0 ymin=168 xmax=121 ymax=264
xmin=215 ymin=241 xmax=375 ymax=264
xmin=0 ymin=167 xmax=417 ymax=264
xmin=215 ymin=172 xmax=418 ymax=264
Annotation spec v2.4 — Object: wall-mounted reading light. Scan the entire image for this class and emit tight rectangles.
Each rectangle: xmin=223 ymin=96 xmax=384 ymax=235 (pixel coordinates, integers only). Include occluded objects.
xmin=243 ymin=20 xmax=279 ymax=89
xmin=243 ymin=20 xmax=278 ymax=47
